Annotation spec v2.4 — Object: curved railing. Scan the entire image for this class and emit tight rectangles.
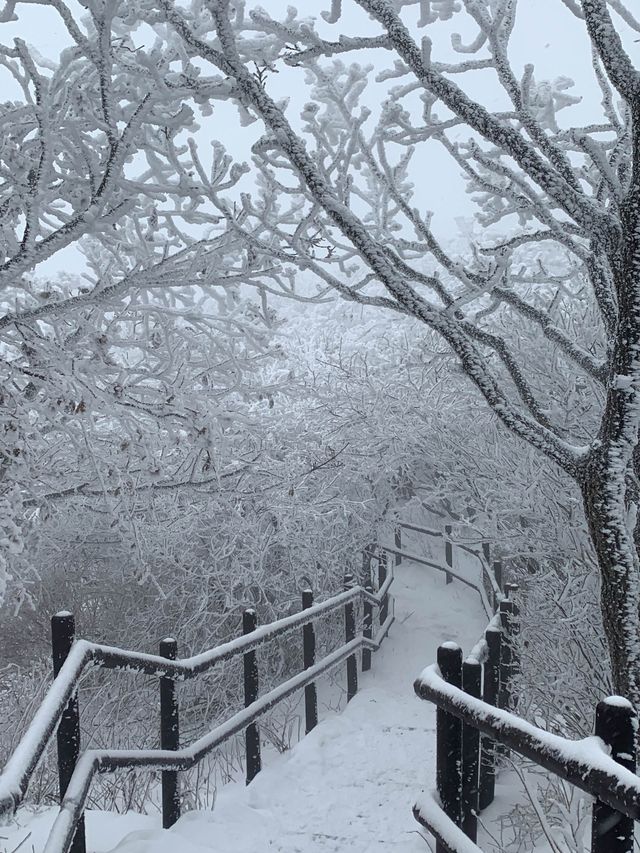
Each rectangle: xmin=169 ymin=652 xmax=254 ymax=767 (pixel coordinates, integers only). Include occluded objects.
xmin=0 ymin=565 xmax=395 ymax=853
xmin=413 ymin=582 xmax=640 ymax=853
xmin=387 ymin=521 xmax=504 ymax=618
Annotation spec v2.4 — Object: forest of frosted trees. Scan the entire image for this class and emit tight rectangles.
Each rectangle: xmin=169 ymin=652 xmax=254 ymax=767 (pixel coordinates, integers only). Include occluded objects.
xmin=1 ymin=0 xmax=640 ymax=850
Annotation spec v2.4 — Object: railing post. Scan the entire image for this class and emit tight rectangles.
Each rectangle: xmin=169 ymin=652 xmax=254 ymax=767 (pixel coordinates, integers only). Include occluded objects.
xmin=493 ymin=560 xmax=503 ymax=598
xmin=461 ymin=658 xmax=482 ymax=842
xmin=362 ymin=579 xmax=373 ymax=673
xmin=344 ymin=574 xmax=358 ymax=702
xmin=482 ymin=541 xmax=491 ymax=564
xmin=243 ymin=609 xmax=261 ymax=784
xmin=498 ymin=600 xmax=516 ymax=712
xmin=361 ymin=544 xmax=373 ymax=588
xmin=479 ymin=627 xmax=501 ymax=810
xmin=436 ymin=643 xmax=463 ymax=849
xmin=378 ymin=551 xmax=389 ymax=624
xmin=504 ymin=581 xmax=518 ymax=598
xmin=591 ymin=697 xmax=637 ymax=853
xmin=302 ymin=590 xmax=318 ymax=734
xmin=51 ymin=612 xmax=86 ymax=853
xmin=394 ymin=526 xmax=402 ymax=565
xmin=504 ymin=584 xmax=520 ymax=695
xmin=497 ymin=599 xmax=517 ymax=761
xmin=444 ymin=525 xmax=453 ymax=585
xmin=159 ymin=637 xmax=180 ymax=829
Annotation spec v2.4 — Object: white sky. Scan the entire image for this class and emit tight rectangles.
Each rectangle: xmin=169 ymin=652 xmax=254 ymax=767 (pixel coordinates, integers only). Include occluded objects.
xmin=2 ymin=1 xmax=636 ymax=277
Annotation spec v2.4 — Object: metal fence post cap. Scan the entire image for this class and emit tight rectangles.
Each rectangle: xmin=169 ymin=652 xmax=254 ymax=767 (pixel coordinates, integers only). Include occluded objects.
xmin=599 ymin=695 xmax=635 ymax=712
xmin=159 ymin=638 xmax=178 ymax=661
xmin=437 ymin=644 xmax=463 ymax=688
xmin=243 ymin=609 xmax=258 ymax=632
xmin=51 ymin=612 xmax=75 ymax=644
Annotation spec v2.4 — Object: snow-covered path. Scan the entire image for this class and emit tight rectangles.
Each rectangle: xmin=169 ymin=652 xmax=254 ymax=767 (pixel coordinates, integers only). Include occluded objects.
xmin=1 ymin=539 xmax=488 ymax=853
xmin=107 ymin=560 xmax=487 ymax=853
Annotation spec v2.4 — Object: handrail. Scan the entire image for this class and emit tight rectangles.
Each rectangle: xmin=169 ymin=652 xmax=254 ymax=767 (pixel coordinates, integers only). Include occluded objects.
xmin=397 ymin=522 xmax=443 ymax=538
xmin=413 ymin=792 xmax=483 ymax=853
xmin=44 ymin=607 xmax=395 ymax=853
xmin=393 ymin=522 xmax=502 ymax=612
xmin=0 ymin=579 xmax=392 ymax=823
xmin=381 ymin=546 xmax=492 ymax=619
xmin=465 ymin=613 xmax=501 ymax=666
xmin=415 ymin=664 xmax=640 ymax=821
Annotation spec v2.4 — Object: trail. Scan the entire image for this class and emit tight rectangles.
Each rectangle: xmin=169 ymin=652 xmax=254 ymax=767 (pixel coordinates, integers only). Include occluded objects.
xmin=1 ymin=525 xmax=489 ymax=853
xmin=110 ymin=556 xmax=487 ymax=853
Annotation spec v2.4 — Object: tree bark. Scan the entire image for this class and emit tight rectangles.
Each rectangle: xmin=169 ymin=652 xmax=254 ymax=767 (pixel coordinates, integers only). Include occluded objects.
xmin=580 ymin=105 xmax=640 ymax=706
xmin=581 ymin=460 xmax=640 ymax=707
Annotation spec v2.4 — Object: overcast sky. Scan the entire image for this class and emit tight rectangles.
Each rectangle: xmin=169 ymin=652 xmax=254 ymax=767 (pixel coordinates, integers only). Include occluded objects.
xmin=2 ymin=1 xmax=635 ymax=278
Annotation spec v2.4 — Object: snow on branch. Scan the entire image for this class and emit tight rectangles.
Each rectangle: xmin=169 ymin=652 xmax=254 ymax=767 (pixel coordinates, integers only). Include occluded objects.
xmin=582 ymin=0 xmax=640 ymax=100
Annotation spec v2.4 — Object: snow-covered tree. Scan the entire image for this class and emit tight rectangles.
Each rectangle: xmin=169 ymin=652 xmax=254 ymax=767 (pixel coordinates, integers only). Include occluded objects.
xmin=142 ymin=0 xmax=640 ymax=703
xmin=0 ymin=1 xmax=295 ymax=597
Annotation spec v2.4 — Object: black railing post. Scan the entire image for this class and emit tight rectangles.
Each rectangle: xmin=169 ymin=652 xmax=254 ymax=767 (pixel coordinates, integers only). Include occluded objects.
xmin=504 ymin=581 xmax=518 ymax=598
xmin=243 ymin=609 xmax=261 ymax=784
xmin=378 ymin=551 xmax=389 ymax=625
xmin=444 ymin=525 xmax=453 ymax=585
xmin=302 ymin=590 xmax=318 ymax=734
xmin=159 ymin=637 xmax=180 ymax=829
xmin=344 ymin=574 xmax=358 ymax=702
xmin=51 ymin=612 xmax=86 ymax=853
xmin=362 ymin=579 xmax=373 ymax=673
xmin=504 ymin=586 xmax=520 ymax=698
xmin=498 ymin=600 xmax=516 ymax=712
xmin=591 ymin=697 xmax=637 ymax=853
xmin=394 ymin=526 xmax=402 ymax=566
xmin=461 ymin=658 xmax=482 ymax=842
xmin=479 ymin=627 xmax=501 ymax=810
xmin=436 ymin=643 xmax=463 ymax=849
xmin=493 ymin=560 xmax=503 ymax=597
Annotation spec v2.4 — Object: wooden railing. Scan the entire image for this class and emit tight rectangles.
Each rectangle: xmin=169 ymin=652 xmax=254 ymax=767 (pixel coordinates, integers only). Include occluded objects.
xmin=0 ymin=562 xmax=395 ymax=853
xmin=413 ymin=589 xmax=640 ymax=853
xmin=390 ymin=522 xmax=503 ymax=617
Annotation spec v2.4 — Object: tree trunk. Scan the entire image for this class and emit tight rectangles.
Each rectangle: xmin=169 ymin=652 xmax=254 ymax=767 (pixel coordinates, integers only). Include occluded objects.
xmin=581 ymin=464 xmax=640 ymax=706
xmin=580 ymin=108 xmax=640 ymax=707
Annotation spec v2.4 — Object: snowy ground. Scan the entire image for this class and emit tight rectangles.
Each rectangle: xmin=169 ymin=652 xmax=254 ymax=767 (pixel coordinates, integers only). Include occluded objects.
xmin=2 ymin=524 xmax=491 ymax=853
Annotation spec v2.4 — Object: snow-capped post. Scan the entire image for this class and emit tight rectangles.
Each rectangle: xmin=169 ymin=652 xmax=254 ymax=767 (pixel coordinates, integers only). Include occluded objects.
xmin=591 ymin=697 xmax=637 ymax=853
xmin=51 ymin=611 xmax=86 ymax=853
xmin=436 ymin=643 xmax=463 ymax=840
xmin=461 ymin=658 xmax=482 ymax=842
xmin=159 ymin=637 xmax=180 ymax=829
xmin=394 ymin=527 xmax=402 ymax=565
xmin=378 ymin=550 xmax=389 ymax=625
xmin=242 ymin=609 xmax=261 ymax=783
xmin=344 ymin=574 xmax=358 ymax=702
xmin=362 ymin=578 xmax=373 ymax=673
xmin=301 ymin=590 xmax=318 ymax=734
xmin=505 ymin=582 xmax=518 ymax=599
xmin=479 ymin=627 xmax=502 ymax=810
xmin=444 ymin=525 xmax=453 ymax=585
